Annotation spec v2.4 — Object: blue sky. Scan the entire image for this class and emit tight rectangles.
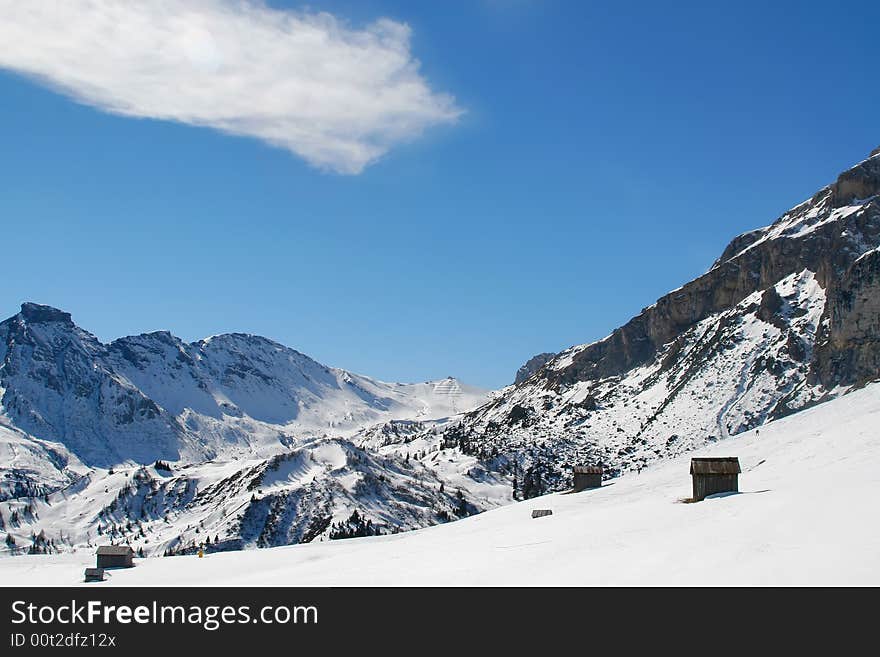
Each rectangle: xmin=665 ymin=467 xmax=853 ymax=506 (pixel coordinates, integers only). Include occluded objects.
xmin=1 ymin=0 xmax=878 ymax=388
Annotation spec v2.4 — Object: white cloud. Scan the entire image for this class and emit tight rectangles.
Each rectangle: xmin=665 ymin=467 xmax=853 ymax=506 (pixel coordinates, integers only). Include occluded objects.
xmin=0 ymin=1 xmax=462 ymax=173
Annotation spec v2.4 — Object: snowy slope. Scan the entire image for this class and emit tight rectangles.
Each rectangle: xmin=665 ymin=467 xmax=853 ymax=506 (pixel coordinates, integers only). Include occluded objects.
xmin=0 ymin=422 xmax=88 ymax=501
xmin=0 ymin=434 xmax=508 ymax=558
xmin=3 ymin=382 xmax=877 ymax=586
xmin=108 ymin=330 xmax=488 ymax=443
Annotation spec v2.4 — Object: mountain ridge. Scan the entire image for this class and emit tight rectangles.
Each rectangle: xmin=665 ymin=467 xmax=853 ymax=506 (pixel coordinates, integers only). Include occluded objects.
xmin=0 ymin=303 xmax=490 ymax=498
xmin=430 ymin=146 xmax=880 ymax=498
xmin=0 ymin=305 xmax=498 ymax=554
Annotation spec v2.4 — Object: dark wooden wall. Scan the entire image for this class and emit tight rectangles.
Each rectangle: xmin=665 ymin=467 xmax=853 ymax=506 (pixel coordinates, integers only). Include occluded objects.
xmin=573 ymin=472 xmax=602 ymax=492
xmin=97 ymin=553 xmax=133 ymax=568
xmin=692 ymin=474 xmax=738 ymax=501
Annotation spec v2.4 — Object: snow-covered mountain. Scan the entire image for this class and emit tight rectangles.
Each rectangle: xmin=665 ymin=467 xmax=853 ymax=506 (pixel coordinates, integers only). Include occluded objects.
xmin=0 ymin=305 xmax=487 ymax=464
xmin=0 ymin=306 xmax=492 ymax=538
xmin=2 ymin=146 xmax=879 ymax=560
xmin=410 ymin=147 xmax=880 ymax=498
xmin=0 ymin=307 xmax=500 ymax=555
xmin=5 ymin=381 xmax=878 ymax=585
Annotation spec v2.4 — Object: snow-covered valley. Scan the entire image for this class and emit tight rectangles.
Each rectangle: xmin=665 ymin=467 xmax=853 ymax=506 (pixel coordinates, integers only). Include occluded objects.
xmin=3 ymin=382 xmax=877 ymax=586
xmin=1 ymin=147 xmax=879 ymax=567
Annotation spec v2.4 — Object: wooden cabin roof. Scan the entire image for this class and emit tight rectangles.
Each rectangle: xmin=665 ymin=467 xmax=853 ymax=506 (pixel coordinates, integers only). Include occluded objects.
xmin=690 ymin=457 xmax=741 ymax=475
xmin=97 ymin=545 xmax=133 ymax=556
xmin=573 ymin=465 xmax=603 ymax=474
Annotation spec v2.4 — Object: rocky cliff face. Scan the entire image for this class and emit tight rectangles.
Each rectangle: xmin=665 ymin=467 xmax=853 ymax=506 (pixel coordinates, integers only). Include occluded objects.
xmin=0 ymin=304 xmax=182 ymax=467
xmin=514 ymin=352 xmax=556 ymax=385
xmin=547 ymin=152 xmax=880 ymax=390
xmin=814 ymin=247 xmax=880 ymax=386
xmin=433 ymin=147 xmax=880 ymax=498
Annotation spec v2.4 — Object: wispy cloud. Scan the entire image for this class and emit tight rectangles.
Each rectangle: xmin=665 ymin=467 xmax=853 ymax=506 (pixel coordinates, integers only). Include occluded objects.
xmin=0 ymin=1 xmax=462 ymax=173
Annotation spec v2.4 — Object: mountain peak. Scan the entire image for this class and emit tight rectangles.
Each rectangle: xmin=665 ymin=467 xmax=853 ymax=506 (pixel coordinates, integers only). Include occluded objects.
xmin=831 ymin=149 xmax=880 ymax=206
xmin=515 ymin=352 xmax=556 ymax=385
xmin=18 ymin=302 xmax=73 ymax=325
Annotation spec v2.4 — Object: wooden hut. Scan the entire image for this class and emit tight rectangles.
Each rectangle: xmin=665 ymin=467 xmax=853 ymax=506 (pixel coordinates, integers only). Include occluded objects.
xmin=84 ymin=568 xmax=105 ymax=582
xmin=96 ymin=545 xmax=134 ymax=569
xmin=690 ymin=457 xmax=741 ymax=501
xmin=572 ymin=465 xmax=603 ymax=492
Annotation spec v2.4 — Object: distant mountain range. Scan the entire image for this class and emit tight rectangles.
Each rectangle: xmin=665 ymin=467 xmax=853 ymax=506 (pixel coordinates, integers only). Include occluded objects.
xmin=0 ymin=306 xmax=488 ymax=493
xmin=2 ymin=146 xmax=879 ymax=558
xmin=0 ymin=306 xmax=495 ymax=555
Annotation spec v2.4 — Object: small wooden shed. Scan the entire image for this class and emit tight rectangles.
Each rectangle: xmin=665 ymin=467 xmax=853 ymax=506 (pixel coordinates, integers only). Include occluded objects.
xmin=690 ymin=457 xmax=741 ymax=501
xmin=84 ymin=568 xmax=105 ymax=582
xmin=96 ymin=545 xmax=134 ymax=569
xmin=572 ymin=465 xmax=603 ymax=492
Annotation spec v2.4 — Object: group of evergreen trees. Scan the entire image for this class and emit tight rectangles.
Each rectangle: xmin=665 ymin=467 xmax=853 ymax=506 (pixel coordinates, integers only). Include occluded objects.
xmin=328 ymin=510 xmax=385 ymax=540
xmin=26 ymin=529 xmax=56 ymax=554
xmin=3 ymin=528 xmax=69 ymax=554
xmin=403 ymin=448 xmax=436 ymax=462
xmin=434 ymin=486 xmax=473 ymax=522
xmin=162 ymin=533 xmax=221 ymax=557
xmin=519 ymin=462 xmax=552 ymax=500
xmin=0 ymin=480 xmax=47 ymax=501
xmin=4 ymin=502 xmax=38 ymax=528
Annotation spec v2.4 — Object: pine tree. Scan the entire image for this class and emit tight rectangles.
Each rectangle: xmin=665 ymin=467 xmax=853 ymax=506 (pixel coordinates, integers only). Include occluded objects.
xmin=5 ymin=533 xmax=14 ymax=548
xmin=512 ymin=460 xmax=519 ymax=501
xmin=455 ymin=489 xmax=467 ymax=517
